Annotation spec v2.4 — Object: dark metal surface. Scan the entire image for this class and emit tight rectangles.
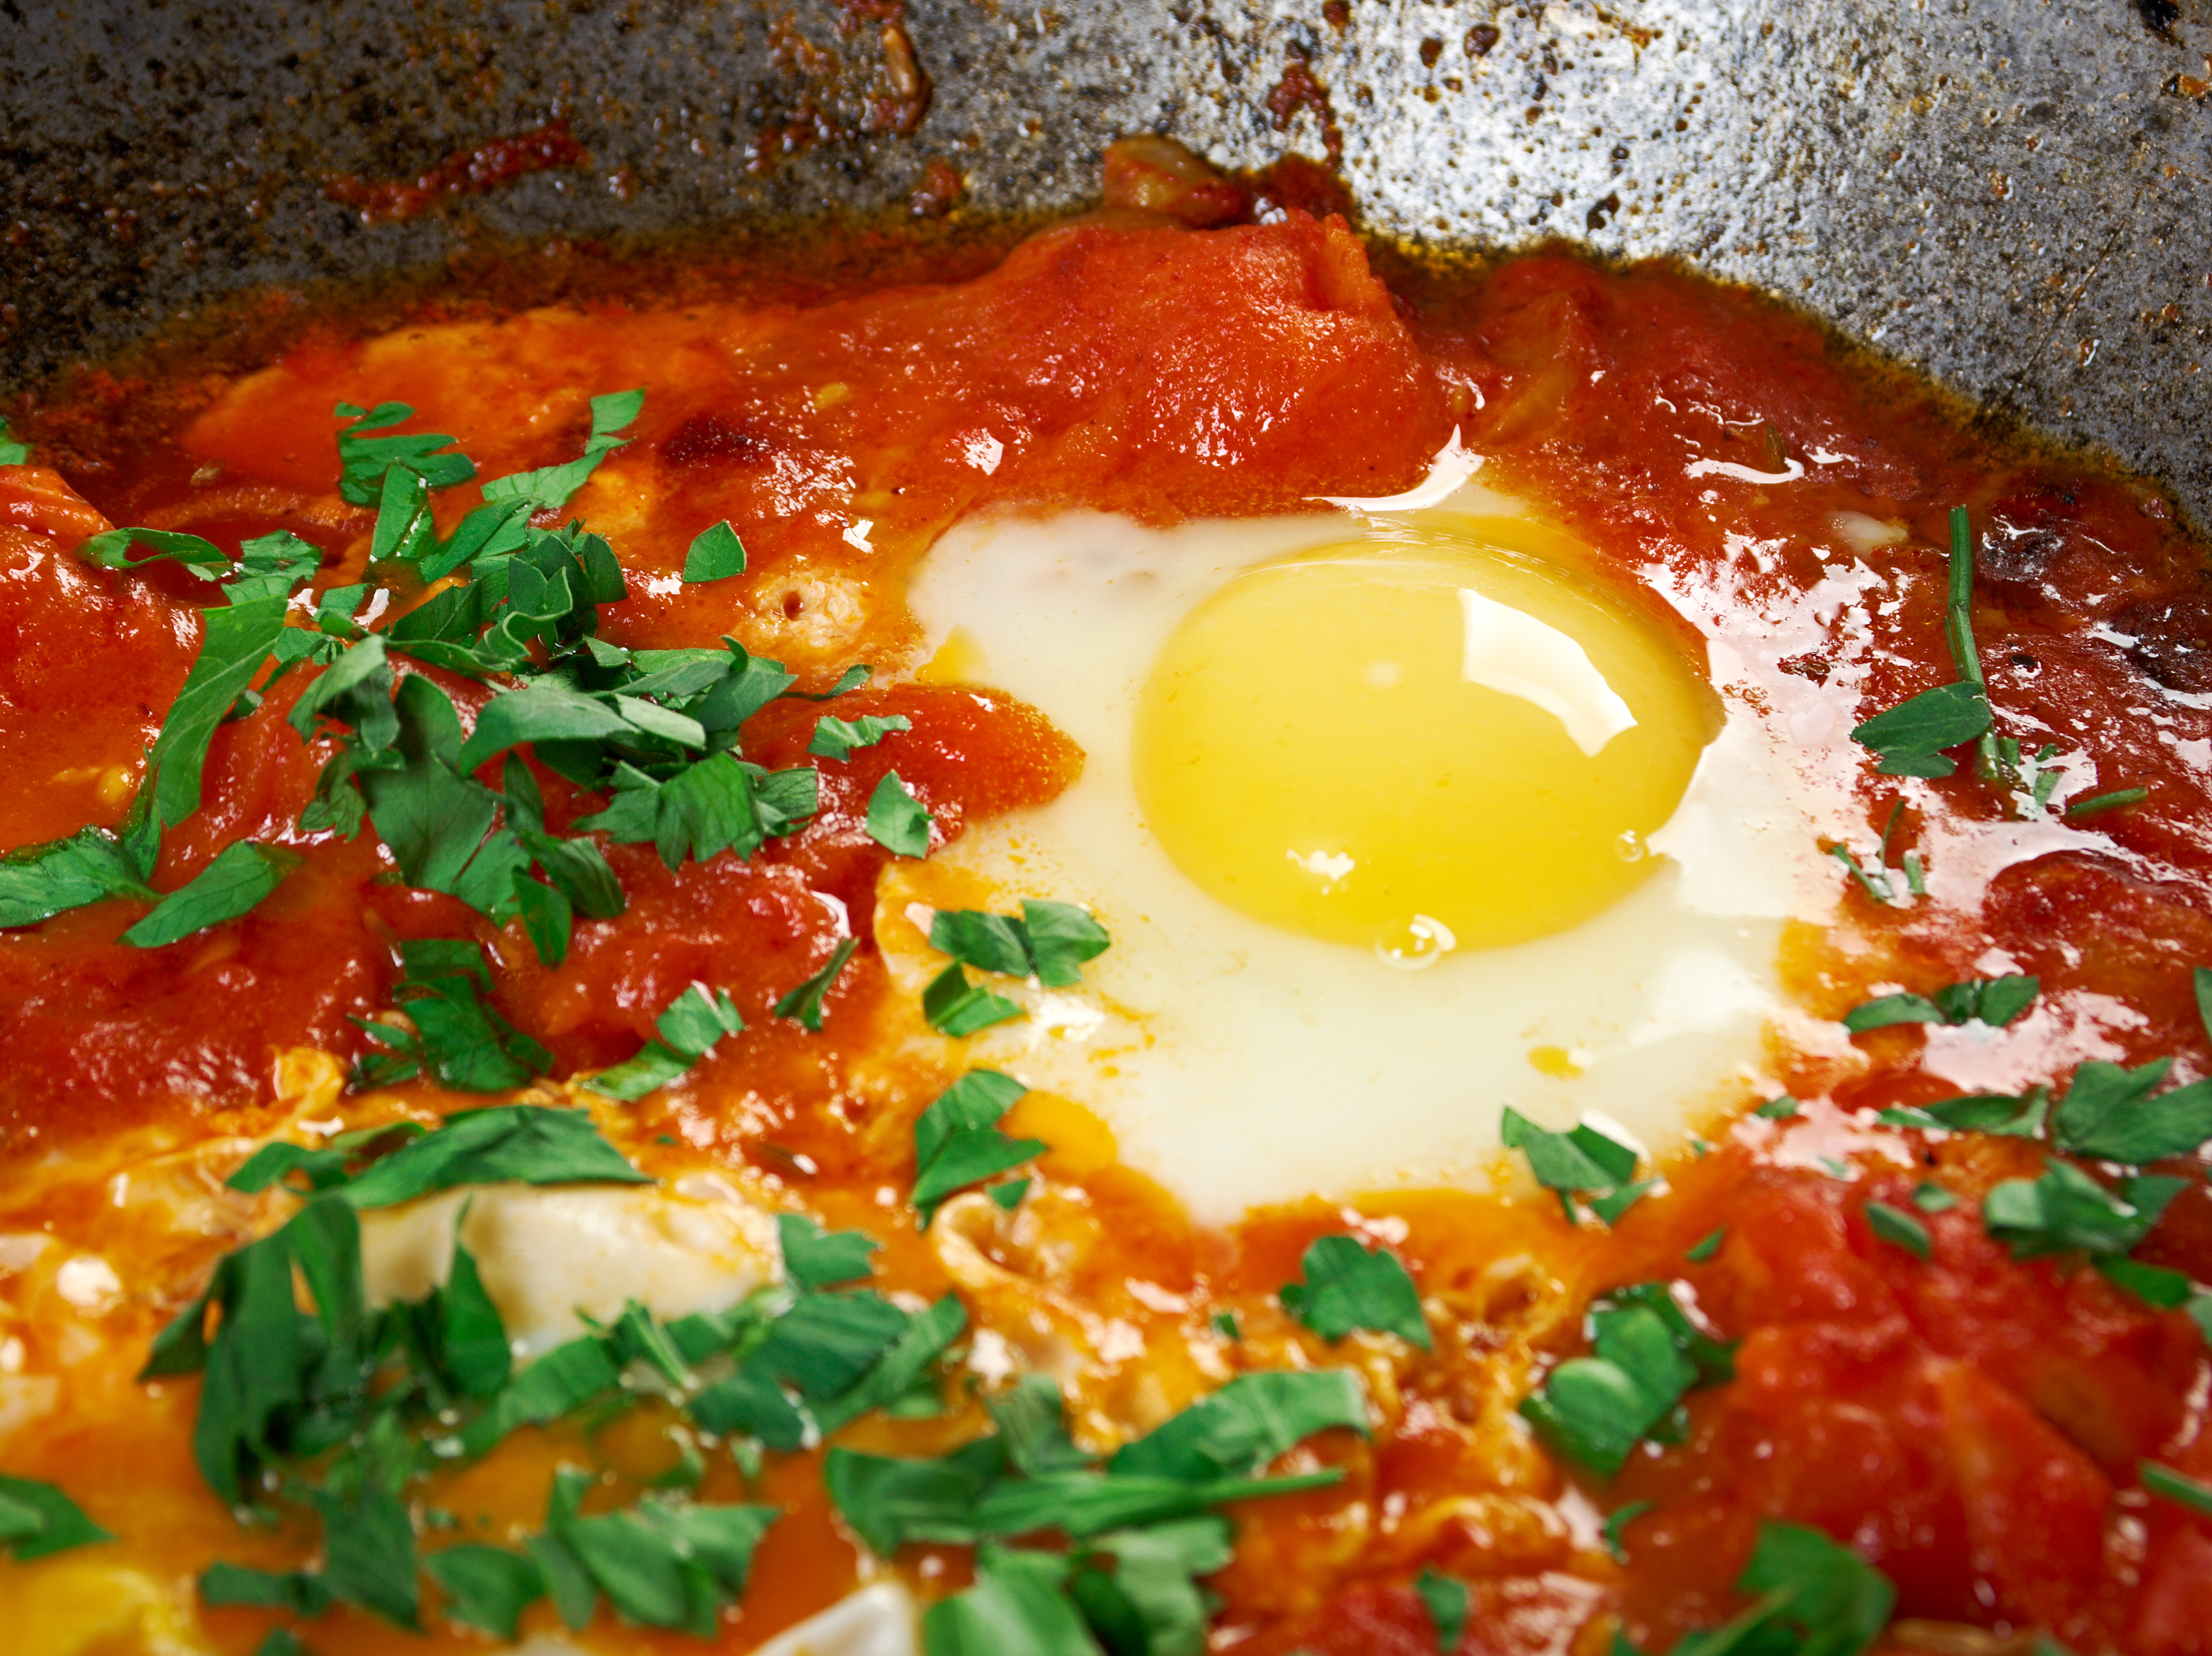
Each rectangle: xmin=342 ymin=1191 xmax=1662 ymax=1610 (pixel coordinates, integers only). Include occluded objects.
xmin=3 ymin=1 xmax=2208 ymax=519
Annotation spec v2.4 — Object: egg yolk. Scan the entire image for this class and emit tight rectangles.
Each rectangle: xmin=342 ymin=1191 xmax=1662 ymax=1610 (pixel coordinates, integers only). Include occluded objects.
xmin=1131 ymin=522 xmax=1718 ymax=955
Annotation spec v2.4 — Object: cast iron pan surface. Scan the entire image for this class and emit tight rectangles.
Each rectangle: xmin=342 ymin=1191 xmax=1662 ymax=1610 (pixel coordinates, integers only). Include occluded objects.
xmin=2 ymin=0 xmax=2209 ymax=523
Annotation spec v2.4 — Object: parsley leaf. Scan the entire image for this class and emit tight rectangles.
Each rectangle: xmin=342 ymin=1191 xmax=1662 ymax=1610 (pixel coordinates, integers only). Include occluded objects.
xmin=539 ymin=1468 xmax=780 ymax=1637
xmin=831 ymin=1372 xmax=1360 ymax=1560
xmin=931 ymin=908 xmax=1032 ymax=976
xmin=0 ymin=1474 xmax=113 ymax=1561
xmin=1849 ymin=681 xmax=1992 ymax=778
xmin=584 ymin=981 xmax=744 ymax=1101
xmin=1519 ymin=1282 xmax=1734 ymax=1476
xmin=147 ymin=595 xmax=294 ymax=829
xmin=335 ymin=401 xmax=476 ymax=504
xmin=773 ymin=936 xmax=860 ymax=1032
xmin=353 ymin=939 xmax=554 ymax=1093
xmin=76 ymin=525 xmax=233 ymax=580
xmin=0 ymin=823 xmax=158 ymax=928
xmin=684 ymin=520 xmax=748 ymax=583
xmin=333 ymin=1104 xmax=649 ymax=1209
xmin=119 ymin=840 xmax=298 ymax=948
xmin=0 ymin=416 xmax=28 ymax=465
xmin=922 ymin=962 xmax=1025 ymax=1037
xmin=1279 ymin=1235 xmax=1432 ymax=1349
xmin=1843 ymin=973 xmax=2038 ymax=1033
xmin=931 ymin=900 xmax=1112 ymax=988
xmin=810 ymin=712 xmax=912 ymax=760
xmin=2050 ymin=1058 xmax=2212 ymax=1164
xmin=1864 ymin=1200 xmax=1932 ymax=1260
xmin=1724 ymin=1521 xmax=1895 ymax=1656
xmin=422 ymin=1543 xmax=544 ymax=1639
xmin=912 ymin=1070 xmax=1045 ymax=1226
xmin=1501 ymin=1107 xmax=1644 ymax=1223
xmin=1415 ymin=1566 xmax=1470 ymax=1654
xmin=1603 ymin=1499 xmax=1655 ymax=1562
xmin=1874 ymin=1088 xmax=2050 ymax=1138
xmin=2098 ymin=1256 xmax=2194 ymax=1309
xmin=1982 ymin=1159 xmax=2187 ymax=1259
xmin=777 ymin=1213 xmax=879 ymax=1289
xmin=1108 ymin=1370 xmax=1369 ymax=1482
xmin=865 ymin=771 xmax=933 ymax=858
xmin=478 ymin=389 xmax=642 ymax=514
xmin=1066 ymin=1517 xmax=1232 ymax=1656
xmin=924 ymin=1547 xmax=1097 ymax=1656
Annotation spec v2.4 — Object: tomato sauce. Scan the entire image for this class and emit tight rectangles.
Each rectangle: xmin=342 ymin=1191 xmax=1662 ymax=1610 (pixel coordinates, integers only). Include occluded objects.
xmin=1 ymin=139 xmax=2208 ymax=1656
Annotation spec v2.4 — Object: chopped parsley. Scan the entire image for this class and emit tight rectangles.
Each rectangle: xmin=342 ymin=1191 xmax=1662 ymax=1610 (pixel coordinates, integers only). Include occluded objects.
xmin=225 ymin=1104 xmax=647 ymax=1206
xmin=1501 ymin=1107 xmax=1650 ymax=1224
xmin=1279 ymin=1235 xmax=1432 ymax=1350
xmin=1841 ymin=973 xmax=2038 ymax=1034
xmin=0 ymin=416 xmax=29 ymax=465
xmin=1519 ymin=1282 xmax=1734 ymax=1476
xmin=1844 ymin=513 xmax=1996 ymax=781
xmin=1983 ymin=1160 xmax=2187 ymax=1260
xmin=4 ymin=397 xmax=902 ymax=1083
xmin=584 ymin=981 xmax=745 ymax=1102
xmin=682 ymin=519 xmax=749 ymax=583
xmin=1415 ymin=1566 xmax=1470 ymax=1653
xmin=117 ymin=840 xmax=298 ymax=949
xmin=158 ymin=1109 xmax=992 ymax=1641
xmin=931 ymin=899 xmax=1112 ymax=988
xmin=922 ymin=962 xmax=1025 ymax=1037
xmin=0 ymin=1474 xmax=113 ymax=1561
xmin=778 ymin=1213 xmax=879 ymax=1289
xmin=809 ymin=712 xmax=912 ymax=760
xmin=1849 ymin=678 xmax=1992 ymax=779
xmin=1874 ymin=1088 xmax=2049 ymax=1138
xmin=865 ymin=770 xmax=935 ymax=857
xmin=1602 ymin=1498 xmax=1655 ymax=1562
xmin=1624 ymin=1521 xmax=1896 ymax=1656
xmin=1910 ymin=1181 xmax=1959 ymax=1214
xmin=2050 ymin=1058 xmax=2212 ymax=1163
xmin=828 ymin=1368 xmax=1364 ymax=1560
xmin=353 ymin=939 xmax=554 ymax=1093
xmin=912 ymin=1069 xmax=1045 ymax=1225
xmin=1863 ymin=1200 xmax=1932 ymax=1260
xmin=1685 ymin=1226 xmax=1726 ymax=1262
xmin=773 ymin=936 xmax=860 ymax=1032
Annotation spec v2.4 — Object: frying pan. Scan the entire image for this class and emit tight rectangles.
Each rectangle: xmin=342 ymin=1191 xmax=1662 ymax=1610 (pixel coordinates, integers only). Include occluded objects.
xmin=2 ymin=0 xmax=2208 ymax=522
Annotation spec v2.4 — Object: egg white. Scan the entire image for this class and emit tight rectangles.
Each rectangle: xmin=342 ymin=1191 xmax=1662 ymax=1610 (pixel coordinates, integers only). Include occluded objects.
xmin=898 ymin=491 xmax=1841 ymax=1223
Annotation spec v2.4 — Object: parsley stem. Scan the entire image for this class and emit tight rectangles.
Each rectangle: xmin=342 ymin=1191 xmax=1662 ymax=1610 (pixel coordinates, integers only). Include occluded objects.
xmin=2065 ymin=785 xmax=2149 ymax=821
xmin=1944 ymin=508 xmax=2004 ymax=783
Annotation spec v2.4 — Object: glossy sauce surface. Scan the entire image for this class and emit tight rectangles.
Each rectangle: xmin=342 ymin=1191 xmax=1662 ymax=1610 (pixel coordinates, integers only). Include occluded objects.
xmin=2 ymin=165 xmax=2210 ymax=1656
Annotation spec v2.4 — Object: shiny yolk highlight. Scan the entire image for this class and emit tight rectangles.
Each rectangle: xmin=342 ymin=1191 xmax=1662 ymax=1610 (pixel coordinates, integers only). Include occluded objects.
xmin=1131 ymin=523 xmax=1718 ymax=955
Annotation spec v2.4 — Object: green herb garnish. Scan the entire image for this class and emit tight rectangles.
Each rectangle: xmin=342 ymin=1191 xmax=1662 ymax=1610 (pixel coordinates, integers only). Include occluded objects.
xmin=0 ymin=1474 xmax=113 ymax=1561
xmin=931 ymin=899 xmax=1112 ymax=988
xmin=866 ymin=770 xmax=934 ymax=857
xmin=1279 ymin=1235 xmax=1432 ymax=1349
xmin=1519 ymin=1282 xmax=1734 ymax=1476
xmin=1842 ymin=973 xmax=2038 ymax=1033
xmin=1415 ymin=1566 xmax=1470 ymax=1653
xmin=912 ymin=1069 xmax=1045 ymax=1225
xmin=922 ymin=962 xmax=1025 ymax=1037
xmin=583 ymin=981 xmax=744 ymax=1101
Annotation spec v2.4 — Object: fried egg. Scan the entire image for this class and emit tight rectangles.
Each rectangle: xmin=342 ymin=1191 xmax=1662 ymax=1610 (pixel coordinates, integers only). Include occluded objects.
xmin=894 ymin=477 xmax=1841 ymax=1221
